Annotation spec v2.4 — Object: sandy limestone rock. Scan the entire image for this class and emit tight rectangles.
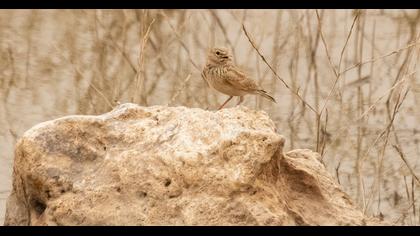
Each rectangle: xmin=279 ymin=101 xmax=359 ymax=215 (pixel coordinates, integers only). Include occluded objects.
xmin=4 ymin=103 xmax=383 ymax=225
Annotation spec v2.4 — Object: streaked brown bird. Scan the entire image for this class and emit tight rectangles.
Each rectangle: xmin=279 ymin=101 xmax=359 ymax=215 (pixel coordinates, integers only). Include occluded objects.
xmin=202 ymin=47 xmax=276 ymax=110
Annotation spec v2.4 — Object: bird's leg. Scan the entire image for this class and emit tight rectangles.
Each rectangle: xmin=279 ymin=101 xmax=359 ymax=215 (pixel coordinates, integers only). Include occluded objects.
xmin=237 ymin=96 xmax=244 ymax=106
xmin=218 ymin=96 xmax=234 ymax=110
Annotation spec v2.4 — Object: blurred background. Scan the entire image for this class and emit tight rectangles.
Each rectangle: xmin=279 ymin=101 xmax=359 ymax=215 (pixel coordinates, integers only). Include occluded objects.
xmin=0 ymin=9 xmax=419 ymax=225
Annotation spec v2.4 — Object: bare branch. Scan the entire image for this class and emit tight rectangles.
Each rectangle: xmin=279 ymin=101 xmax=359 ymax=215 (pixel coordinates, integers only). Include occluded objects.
xmin=242 ymin=23 xmax=317 ymax=114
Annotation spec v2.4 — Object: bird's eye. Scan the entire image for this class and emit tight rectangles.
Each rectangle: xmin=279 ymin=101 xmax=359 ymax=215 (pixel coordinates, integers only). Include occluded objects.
xmin=216 ymin=51 xmax=220 ymax=55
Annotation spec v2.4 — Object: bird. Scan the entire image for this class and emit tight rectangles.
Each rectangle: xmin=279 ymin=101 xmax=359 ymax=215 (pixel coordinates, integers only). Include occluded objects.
xmin=201 ymin=47 xmax=276 ymax=110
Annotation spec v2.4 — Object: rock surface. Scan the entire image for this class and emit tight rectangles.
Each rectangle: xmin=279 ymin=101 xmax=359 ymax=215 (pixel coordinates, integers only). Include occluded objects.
xmin=4 ymin=103 xmax=383 ymax=225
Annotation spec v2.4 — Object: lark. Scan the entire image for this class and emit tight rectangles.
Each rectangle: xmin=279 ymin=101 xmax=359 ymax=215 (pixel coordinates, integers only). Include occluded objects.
xmin=202 ymin=47 xmax=276 ymax=110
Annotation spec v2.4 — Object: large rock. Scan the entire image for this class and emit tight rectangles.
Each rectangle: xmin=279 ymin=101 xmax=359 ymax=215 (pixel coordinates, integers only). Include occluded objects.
xmin=4 ymin=103 xmax=383 ymax=225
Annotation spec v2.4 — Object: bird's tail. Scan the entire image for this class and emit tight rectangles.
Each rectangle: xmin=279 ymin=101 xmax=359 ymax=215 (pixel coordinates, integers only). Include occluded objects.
xmin=256 ymin=90 xmax=276 ymax=103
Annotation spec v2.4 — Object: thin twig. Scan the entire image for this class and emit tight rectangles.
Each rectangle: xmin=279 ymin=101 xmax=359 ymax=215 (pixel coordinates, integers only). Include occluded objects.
xmin=160 ymin=11 xmax=201 ymax=73
xmin=338 ymin=10 xmax=361 ymax=73
xmin=94 ymin=11 xmax=138 ymax=73
xmin=89 ymin=83 xmax=114 ymax=109
xmin=393 ymin=144 xmax=420 ymax=184
xmin=242 ymin=23 xmax=317 ymax=114
xmin=208 ymin=10 xmax=237 ymax=61
xmin=53 ymin=45 xmax=114 ymax=110
xmin=316 ymin=10 xmax=360 ymax=115
xmin=316 ymin=10 xmax=339 ymax=78
xmin=330 ymin=70 xmax=416 ymax=143
xmin=356 ymin=71 xmax=415 ymax=121
xmin=340 ymin=41 xmax=420 ymax=75
xmin=168 ymin=73 xmax=192 ymax=106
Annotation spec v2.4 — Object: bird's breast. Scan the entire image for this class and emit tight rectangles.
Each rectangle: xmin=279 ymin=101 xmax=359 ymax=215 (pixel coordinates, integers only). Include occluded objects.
xmin=204 ymin=66 xmax=247 ymax=96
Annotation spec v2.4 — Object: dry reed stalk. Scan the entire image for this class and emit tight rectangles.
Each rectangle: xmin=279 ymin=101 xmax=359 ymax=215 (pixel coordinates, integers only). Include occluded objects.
xmin=305 ymin=10 xmax=322 ymax=112
xmin=314 ymin=10 xmax=361 ymax=153
xmin=316 ymin=9 xmax=361 ymax=114
xmin=366 ymin=88 xmax=409 ymax=214
xmin=134 ymin=14 xmax=155 ymax=104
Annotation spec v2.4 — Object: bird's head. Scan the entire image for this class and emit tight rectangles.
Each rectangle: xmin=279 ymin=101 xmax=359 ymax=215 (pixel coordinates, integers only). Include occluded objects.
xmin=207 ymin=47 xmax=233 ymax=66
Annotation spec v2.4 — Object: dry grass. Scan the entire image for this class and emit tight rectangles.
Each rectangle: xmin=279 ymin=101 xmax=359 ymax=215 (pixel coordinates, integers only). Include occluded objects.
xmin=0 ymin=9 xmax=420 ymax=225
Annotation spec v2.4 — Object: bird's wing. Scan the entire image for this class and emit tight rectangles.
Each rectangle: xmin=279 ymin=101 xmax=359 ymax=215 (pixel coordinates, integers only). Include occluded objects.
xmin=222 ymin=66 xmax=259 ymax=92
